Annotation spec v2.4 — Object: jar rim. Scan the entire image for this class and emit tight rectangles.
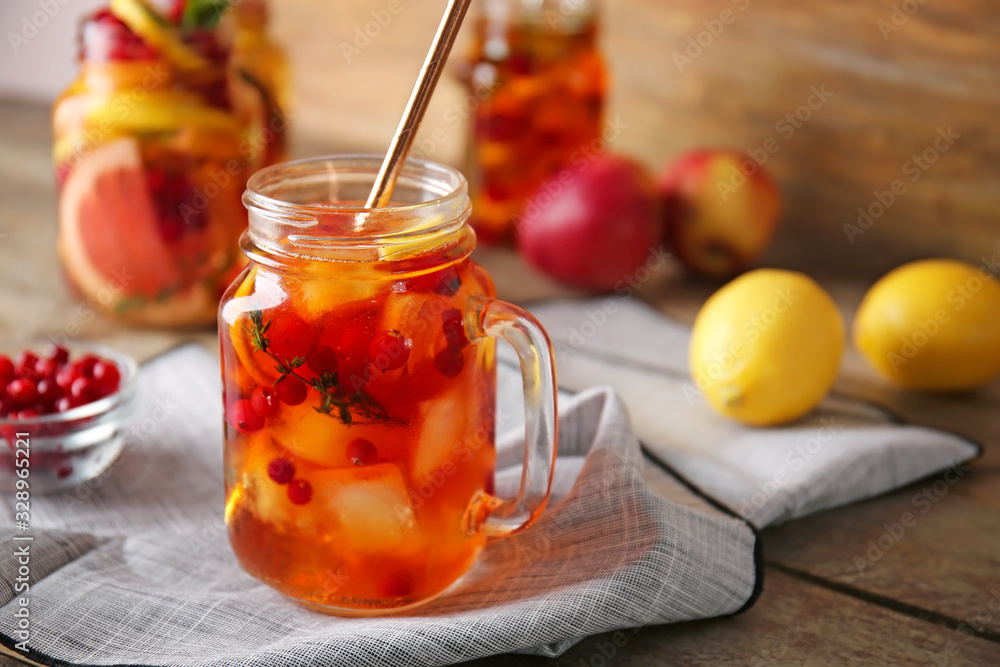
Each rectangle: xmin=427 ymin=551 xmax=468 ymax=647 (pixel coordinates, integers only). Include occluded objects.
xmin=243 ymin=155 xmax=472 ymax=260
xmin=245 ymin=154 xmax=467 ymax=215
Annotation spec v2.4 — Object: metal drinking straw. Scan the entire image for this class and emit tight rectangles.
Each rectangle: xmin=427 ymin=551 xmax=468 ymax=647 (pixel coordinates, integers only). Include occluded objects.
xmin=365 ymin=0 xmax=474 ymax=209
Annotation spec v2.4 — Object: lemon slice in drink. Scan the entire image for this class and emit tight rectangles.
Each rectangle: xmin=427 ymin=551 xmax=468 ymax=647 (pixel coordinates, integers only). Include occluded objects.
xmin=378 ymin=215 xmax=448 ymax=260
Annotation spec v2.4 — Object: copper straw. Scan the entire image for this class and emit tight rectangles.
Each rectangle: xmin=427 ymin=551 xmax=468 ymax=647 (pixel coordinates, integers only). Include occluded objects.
xmin=365 ymin=0 xmax=473 ymax=208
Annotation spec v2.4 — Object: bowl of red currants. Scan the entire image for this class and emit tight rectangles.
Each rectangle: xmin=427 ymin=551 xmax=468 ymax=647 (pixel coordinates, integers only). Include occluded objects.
xmin=0 ymin=342 xmax=138 ymax=494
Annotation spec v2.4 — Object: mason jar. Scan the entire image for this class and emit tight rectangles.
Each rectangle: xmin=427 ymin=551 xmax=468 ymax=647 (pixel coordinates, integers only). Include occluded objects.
xmin=459 ymin=0 xmax=607 ymax=245
xmin=53 ymin=8 xmax=263 ymax=327
xmin=219 ymin=155 xmax=558 ymax=614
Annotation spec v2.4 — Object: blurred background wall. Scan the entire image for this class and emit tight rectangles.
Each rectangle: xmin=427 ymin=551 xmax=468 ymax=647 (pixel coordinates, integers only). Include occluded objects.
xmin=2 ymin=0 xmax=997 ymax=278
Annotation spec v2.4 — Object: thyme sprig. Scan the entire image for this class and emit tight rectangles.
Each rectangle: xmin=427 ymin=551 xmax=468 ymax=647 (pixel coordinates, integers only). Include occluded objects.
xmin=243 ymin=310 xmax=395 ymax=426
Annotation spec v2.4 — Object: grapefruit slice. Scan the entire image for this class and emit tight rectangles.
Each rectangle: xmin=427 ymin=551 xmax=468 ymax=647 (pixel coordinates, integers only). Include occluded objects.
xmin=58 ymin=135 xmax=235 ymax=328
xmin=59 ymin=137 xmax=184 ymax=310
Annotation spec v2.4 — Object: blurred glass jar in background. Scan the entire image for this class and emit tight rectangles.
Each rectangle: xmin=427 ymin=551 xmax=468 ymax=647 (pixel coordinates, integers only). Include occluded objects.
xmin=458 ymin=0 xmax=607 ymax=246
xmin=52 ymin=4 xmax=264 ymax=328
xmin=228 ymin=0 xmax=290 ymax=166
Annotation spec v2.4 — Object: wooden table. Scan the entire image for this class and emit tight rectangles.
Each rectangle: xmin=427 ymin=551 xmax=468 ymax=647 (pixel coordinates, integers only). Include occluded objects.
xmin=1 ymin=98 xmax=998 ymax=666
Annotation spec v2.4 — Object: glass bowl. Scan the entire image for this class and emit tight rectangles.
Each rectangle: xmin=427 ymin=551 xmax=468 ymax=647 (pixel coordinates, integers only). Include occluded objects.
xmin=0 ymin=342 xmax=138 ymax=494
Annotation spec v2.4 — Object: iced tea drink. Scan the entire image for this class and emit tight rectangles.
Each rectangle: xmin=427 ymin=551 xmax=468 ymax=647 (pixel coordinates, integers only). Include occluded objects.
xmin=53 ymin=4 xmax=264 ymax=327
xmin=460 ymin=0 xmax=607 ymax=245
xmin=220 ymin=156 xmax=557 ymax=614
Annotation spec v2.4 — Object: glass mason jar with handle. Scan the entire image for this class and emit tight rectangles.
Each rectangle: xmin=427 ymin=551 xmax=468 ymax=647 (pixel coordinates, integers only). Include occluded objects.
xmin=219 ymin=155 xmax=558 ymax=614
xmin=53 ymin=6 xmax=262 ymax=327
xmin=459 ymin=0 xmax=607 ymax=245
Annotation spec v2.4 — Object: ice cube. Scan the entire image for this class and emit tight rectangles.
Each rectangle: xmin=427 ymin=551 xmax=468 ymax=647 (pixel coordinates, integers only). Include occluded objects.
xmin=411 ymin=389 xmax=468 ymax=483
xmin=312 ymin=463 xmax=419 ymax=553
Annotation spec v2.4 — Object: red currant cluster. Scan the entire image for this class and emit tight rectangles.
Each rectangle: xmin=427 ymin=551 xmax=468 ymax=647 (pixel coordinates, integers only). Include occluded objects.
xmin=81 ymin=10 xmax=159 ymax=62
xmin=0 ymin=346 xmax=122 ymax=420
xmin=148 ymin=168 xmax=207 ymax=242
xmin=232 ymin=307 xmax=417 ymax=436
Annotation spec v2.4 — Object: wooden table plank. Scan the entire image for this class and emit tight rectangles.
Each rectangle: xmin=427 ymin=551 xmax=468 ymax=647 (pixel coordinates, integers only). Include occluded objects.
xmin=763 ymin=466 xmax=1000 ymax=637
xmin=458 ymin=569 xmax=1000 ymax=666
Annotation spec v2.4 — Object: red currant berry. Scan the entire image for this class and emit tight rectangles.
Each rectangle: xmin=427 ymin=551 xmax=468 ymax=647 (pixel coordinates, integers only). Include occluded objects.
xmin=167 ymin=0 xmax=185 ymax=24
xmin=92 ymin=361 xmax=121 ymax=396
xmin=46 ymin=344 xmax=70 ymax=366
xmin=369 ymin=330 xmax=411 ymax=371
xmin=442 ymin=309 xmax=469 ymax=349
xmin=14 ymin=409 xmax=40 ymax=420
xmin=0 ymin=356 xmax=13 ymax=385
xmin=306 ymin=345 xmax=338 ymax=375
xmin=434 ymin=347 xmax=465 ymax=378
xmin=55 ymin=366 xmax=78 ymax=391
xmin=267 ymin=458 xmax=295 ymax=484
xmin=36 ymin=378 xmax=61 ymax=408
xmin=275 ymin=376 xmax=307 ymax=406
xmin=35 ymin=358 xmax=59 ymax=378
xmin=57 ymin=465 xmax=74 ymax=479
xmin=506 ymin=52 xmax=535 ymax=76
xmin=287 ymin=479 xmax=313 ymax=505
xmin=267 ymin=311 xmax=315 ymax=364
xmin=346 ymin=438 xmax=378 ymax=466
xmin=70 ymin=377 xmax=99 ymax=404
xmin=7 ymin=378 xmax=39 ymax=406
xmin=16 ymin=351 xmax=39 ymax=375
xmin=75 ymin=355 xmax=100 ymax=379
xmin=0 ymin=397 xmax=12 ymax=417
xmin=55 ymin=396 xmax=78 ymax=413
xmin=250 ymin=385 xmax=279 ymax=418
xmin=229 ymin=398 xmax=264 ymax=434
xmin=337 ymin=322 xmax=373 ymax=360
xmin=409 ymin=266 xmax=462 ymax=296
xmin=433 ymin=267 xmax=462 ymax=296
xmin=339 ymin=357 xmax=372 ymax=390
xmin=380 ymin=571 xmax=415 ymax=599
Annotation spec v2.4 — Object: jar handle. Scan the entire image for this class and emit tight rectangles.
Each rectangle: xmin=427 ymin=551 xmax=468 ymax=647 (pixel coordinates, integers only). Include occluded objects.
xmin=464 ymin=296 xmax=558 ymax=538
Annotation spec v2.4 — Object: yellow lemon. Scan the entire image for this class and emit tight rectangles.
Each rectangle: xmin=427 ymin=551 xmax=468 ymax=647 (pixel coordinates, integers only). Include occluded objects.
xmin=854 ymin=259 xmax=1000 ymax=390
xmin=690 ymin=269 xmax=845 ymax=426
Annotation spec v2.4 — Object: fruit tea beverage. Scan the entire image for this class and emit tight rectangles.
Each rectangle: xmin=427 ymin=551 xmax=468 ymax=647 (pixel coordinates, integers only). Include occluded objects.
xmin=220 ymin=156 xmax=557 ymax=614
xmin=53 ymin=2 xmax=263 ymax=327
xmin=460 ymin=0 xmax=607 ymax=245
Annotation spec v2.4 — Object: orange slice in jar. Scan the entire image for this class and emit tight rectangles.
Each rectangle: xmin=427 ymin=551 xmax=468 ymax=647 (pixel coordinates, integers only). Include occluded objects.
xmin=109 ymin=0 xmax=208 ymax=71
xmin=223 ymin=268 xmax=290 ymax=388
xmin=269 ymin=396 xmax=401 ymax=468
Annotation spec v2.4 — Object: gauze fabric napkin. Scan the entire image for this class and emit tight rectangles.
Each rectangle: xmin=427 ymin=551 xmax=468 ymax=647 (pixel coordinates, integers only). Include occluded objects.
xmin=0 ymin=345 xmax=759 ymax=667
xmin=516 ymin=297 xmax=980 ymax=528
xmin=0 ymin=297 xmax=978 ymax=666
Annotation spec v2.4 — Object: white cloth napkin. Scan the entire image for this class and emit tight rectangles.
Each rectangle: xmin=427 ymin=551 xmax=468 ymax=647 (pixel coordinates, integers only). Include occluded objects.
xmin=0 ymin=298 xmax=977 ymax=666
xmin=0 ymin=345 xmax=759 ymax=666
xmin=515 ymin=298 xmax=979 ymax=528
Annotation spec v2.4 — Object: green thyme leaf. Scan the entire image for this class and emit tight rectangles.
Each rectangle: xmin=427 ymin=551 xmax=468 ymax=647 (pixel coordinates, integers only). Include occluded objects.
xmin=182 ymin=0 xmax=230 ymax=30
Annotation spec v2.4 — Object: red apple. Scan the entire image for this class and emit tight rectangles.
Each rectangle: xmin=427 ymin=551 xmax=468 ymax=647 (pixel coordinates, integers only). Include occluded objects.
xmin=516 ymin=154 xmax=663 ymax=292
xmin=658 ymin=149 xmax=782 ymax=278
